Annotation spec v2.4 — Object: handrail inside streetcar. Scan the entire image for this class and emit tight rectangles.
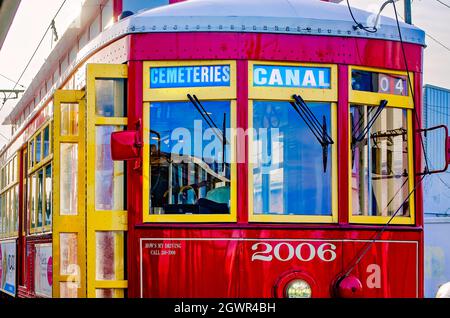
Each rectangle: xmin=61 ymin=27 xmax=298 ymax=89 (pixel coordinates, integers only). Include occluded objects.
xmin=289 ymin=94 xmax=334 ymax=173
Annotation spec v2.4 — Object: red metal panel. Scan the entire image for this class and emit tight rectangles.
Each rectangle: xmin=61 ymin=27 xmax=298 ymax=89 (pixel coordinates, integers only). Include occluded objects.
xmin=236 ymin=60 xmax=249 ymax=224
xmin=129 ymin=33 xmax=422 ymax=72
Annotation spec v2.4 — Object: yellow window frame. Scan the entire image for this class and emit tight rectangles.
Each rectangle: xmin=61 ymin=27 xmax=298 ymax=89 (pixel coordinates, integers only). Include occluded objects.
xmin=142 ymin=60 xmax=237 ymax=223
xmin=348 ymin=66 xmax=415 ymax=225
xmin=247 ymin=61 xmax=338 ymax=223
xmin=85 ymin=63 xmax=128 ymax=298
xmin=349 ymin=65 xmax=414 ymax=109
xmin=28 ymin=121 xmax=53 ymax=234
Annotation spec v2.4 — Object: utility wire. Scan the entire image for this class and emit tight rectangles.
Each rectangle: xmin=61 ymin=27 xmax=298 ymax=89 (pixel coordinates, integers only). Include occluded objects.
xmin=437 ymin=174 xmax=450 ymax=190
xmin=395 ymin=9 xmax=450 ymax=53
xmin=0 ymin=0 xmax=67 ymax=112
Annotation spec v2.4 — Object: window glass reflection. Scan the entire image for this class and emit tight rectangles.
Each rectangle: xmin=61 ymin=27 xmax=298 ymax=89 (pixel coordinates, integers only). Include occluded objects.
xmin=252 ymin=101 xmax=333 ymax=216
xmin=123 ymin=0 xmax=169 ymax=14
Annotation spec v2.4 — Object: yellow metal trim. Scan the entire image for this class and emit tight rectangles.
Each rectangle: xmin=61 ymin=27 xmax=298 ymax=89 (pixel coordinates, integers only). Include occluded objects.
xmin=143 ymin=60 xmax=237 ymax=101
xmin=248 ymin=61 xmax=338 ymax=102
xmin=349 ymin=65 xmax=414 ymax=109
xmin=53 ymin=89 xmax=86 ymax=298
xmin=247 ymin=100 xmax=338 ymax=223
xmin=142 ymin=100 xmax=238 ymax=223
xmin=348 ymin=108 xmax=415 ymax=225
xmin=86 ymin=63 xmax=128 ymax=298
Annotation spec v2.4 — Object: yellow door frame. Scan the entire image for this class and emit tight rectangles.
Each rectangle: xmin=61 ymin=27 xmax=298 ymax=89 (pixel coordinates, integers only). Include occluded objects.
xmin=86 ymin=64 xmax=128 ymax=298
xmin=53 ymin=90 xmax=86 ymax=298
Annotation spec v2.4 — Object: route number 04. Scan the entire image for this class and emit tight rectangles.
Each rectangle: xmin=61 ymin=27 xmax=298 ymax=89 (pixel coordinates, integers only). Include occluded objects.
xmin=251 ymin=242 xmax=337 ymax=262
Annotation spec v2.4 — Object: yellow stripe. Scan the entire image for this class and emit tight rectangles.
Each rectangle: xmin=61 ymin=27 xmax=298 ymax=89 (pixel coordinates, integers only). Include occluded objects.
xmin=143 ymin=60 xmax=237 ymax=101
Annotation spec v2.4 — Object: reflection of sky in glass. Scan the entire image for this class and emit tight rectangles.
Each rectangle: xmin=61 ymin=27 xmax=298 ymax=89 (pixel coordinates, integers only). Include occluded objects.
xmin=253 ymin=101 xmax=332 ymax=216
xmin=150 ymin=101 xmax=231 ymax=175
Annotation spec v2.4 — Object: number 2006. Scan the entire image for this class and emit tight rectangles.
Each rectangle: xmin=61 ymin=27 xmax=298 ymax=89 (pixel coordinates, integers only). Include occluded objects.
xmin=251 ymin=242 xmax=337 ymax=262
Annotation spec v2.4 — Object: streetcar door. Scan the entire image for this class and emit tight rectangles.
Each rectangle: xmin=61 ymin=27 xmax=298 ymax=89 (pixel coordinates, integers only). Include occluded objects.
xmin=85 ymin=64 xmax=128 ymax=298
xmin=53 ymin=90 xmax=87 ymax=298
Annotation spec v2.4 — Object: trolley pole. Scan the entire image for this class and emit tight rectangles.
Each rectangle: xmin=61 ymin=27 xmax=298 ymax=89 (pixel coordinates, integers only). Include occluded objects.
xmin=404 ymin=0 xmax=412 ymax=24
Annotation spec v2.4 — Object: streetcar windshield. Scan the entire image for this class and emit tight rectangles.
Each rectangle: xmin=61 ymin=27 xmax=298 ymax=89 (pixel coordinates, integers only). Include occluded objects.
xmin=149 ymin=101 xmax=232 ymax=215
xmin=351 ymin=106 xmax=410 ymax=217
xmin=251 ymin=101 xmax=333 ymax=216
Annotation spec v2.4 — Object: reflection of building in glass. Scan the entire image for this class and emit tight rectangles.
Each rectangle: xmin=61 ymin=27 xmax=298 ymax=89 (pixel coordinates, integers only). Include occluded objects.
xmin=423 ymin=85 xmax=450 ymax=298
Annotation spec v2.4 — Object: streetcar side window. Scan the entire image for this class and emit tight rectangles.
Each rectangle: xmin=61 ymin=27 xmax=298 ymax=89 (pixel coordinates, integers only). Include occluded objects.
xmin=95 ymin=79 xmax=126 ymax=117
xmin=251 ymin=101 xmax=333 ymax=216
xmin=351 ymin=106 xmax=410 ymax=217
xmin=0 ymin=156 xmax=19 ymax=237
xmin=148 ymin=101 xmax=232 ymax=215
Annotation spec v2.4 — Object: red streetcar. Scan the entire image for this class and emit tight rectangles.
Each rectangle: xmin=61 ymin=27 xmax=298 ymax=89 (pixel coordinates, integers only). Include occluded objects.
xmin=1 ymin=0 xmax=449 ymax=299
